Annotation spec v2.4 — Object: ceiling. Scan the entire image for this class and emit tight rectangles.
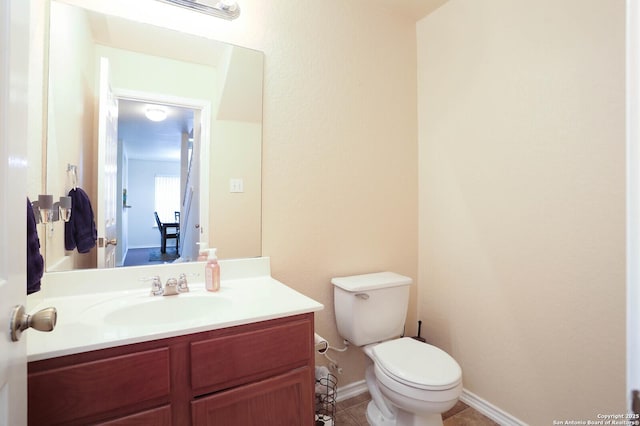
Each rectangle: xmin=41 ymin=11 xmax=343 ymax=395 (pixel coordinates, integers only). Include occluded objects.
xmin=367 ymin=0 xmax=451 ymax=21
xmin=117 ymin=99 xmax=194 ymax=161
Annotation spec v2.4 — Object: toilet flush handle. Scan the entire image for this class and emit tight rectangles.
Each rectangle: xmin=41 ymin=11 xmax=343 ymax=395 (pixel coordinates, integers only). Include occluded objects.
xmin=355 ymin=293 xmax=370 ymax=300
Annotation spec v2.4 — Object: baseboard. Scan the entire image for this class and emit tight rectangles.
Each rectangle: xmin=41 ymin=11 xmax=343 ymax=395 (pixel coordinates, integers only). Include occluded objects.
xmin=460 ymin=388 xmax=527 ymax=426
xmin=336 ymin=379 xmax=368 ymax=402
xmin=335 ymin=381 xmax=526 ymax=425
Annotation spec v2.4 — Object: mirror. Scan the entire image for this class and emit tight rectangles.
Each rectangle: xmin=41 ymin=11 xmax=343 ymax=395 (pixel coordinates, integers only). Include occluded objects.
xmin=38 ymin=0 xmax=263 ymax=272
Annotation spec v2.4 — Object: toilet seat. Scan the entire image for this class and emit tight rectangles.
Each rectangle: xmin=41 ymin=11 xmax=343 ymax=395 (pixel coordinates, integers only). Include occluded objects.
xmin=371 ymin=337 xmax=462 ymax=391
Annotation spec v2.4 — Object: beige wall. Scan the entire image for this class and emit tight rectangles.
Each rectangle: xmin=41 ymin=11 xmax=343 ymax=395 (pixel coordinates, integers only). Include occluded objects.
xmin=45 ymin=1 xmax=96 ymax=271
xmin=256 ymin=2 xmax=419 ymax=385
xmin=211 ymin=120 xmax=261 ymax=259
xmin=163 ymin=0 xmax=420 ymax=384
xmin=155 ymin=0 xmax=418 ymax=384
xmin=417 ymin=0 xmax=626 ymax=423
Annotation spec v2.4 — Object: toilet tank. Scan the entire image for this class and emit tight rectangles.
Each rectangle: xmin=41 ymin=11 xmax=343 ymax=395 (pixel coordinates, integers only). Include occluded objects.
xmin=332 ymin=272 xmax=412 ymax=346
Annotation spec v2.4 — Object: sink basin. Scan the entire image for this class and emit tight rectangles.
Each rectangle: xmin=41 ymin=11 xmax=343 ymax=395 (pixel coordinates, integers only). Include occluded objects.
xmin=82 ymin=292 xmax=233 ymax=327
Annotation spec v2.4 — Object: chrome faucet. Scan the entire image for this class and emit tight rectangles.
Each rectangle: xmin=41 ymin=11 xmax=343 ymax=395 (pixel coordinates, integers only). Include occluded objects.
xmin=147 ymin=276 xmax=163 ymax=296
xmin=177 ymin=273 xmax=190 ymax=293
xmin=145 ymin=273 xmax=193 ymax=296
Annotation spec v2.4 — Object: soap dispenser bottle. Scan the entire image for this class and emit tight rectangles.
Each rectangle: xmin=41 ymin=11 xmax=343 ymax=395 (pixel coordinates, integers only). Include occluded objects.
xmin=205 ymin=248 xmax=220 ymax=292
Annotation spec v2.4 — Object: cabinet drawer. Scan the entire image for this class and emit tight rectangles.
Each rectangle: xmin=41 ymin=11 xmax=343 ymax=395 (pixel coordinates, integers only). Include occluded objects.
xmin=191 ymin=367 xmax=314 ymax=426
xmin=28 ymin=348 xmax=170 ymax=425
xmin=190 ymin=318 xmax=312 ymax=394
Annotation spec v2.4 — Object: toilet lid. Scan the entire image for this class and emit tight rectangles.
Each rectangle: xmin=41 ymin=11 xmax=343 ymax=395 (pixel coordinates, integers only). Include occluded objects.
xmin=372 ymin=338 xmax=462 ymax=391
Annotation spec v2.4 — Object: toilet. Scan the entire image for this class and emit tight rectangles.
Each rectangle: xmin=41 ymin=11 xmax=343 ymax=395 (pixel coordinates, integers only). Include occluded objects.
xmin=332 ymin=272 xmax=462 ymax=426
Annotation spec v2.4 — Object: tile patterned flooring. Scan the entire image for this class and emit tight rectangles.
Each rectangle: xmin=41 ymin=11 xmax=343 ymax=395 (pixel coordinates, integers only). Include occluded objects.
xmin=335 ymin=392 xmax=499 ymax=425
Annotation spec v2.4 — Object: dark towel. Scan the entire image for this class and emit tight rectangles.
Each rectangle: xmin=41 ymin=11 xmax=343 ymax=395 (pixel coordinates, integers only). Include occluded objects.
xmin=27 ymin=198 xmax=44 ymax=294
xmin=65 ymin=187 xmax=97 ymax=253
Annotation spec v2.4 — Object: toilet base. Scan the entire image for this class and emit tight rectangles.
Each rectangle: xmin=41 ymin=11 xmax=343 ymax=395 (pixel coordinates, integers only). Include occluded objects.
xmin=367 ymin=400 xmax=396 ymax=426
xmin=366 ymin=400 xmax=444 ymax=426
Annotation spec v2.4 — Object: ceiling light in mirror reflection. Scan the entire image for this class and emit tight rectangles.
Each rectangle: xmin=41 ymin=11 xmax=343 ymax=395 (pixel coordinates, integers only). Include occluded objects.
xmin=145 ymin=107 xmax=167 ymax=122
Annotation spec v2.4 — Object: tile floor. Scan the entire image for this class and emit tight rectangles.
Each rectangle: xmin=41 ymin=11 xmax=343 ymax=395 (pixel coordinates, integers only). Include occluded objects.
xmin=335 ymin=392 xmax=499 ymax=425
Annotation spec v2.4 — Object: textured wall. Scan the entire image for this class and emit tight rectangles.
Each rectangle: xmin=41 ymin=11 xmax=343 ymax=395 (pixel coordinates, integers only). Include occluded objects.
xmin=255 ymin=1 xmax=419 ymax=385
xmin=46 ymin=1 xmax=96 ymax=270
xmin=417 ymin=0 xmax=626 ymax=423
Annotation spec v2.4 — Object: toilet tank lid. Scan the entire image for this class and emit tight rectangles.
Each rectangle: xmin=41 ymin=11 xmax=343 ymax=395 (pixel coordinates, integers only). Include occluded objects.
xmin=331 ymin=272 xmax=412 ymax=292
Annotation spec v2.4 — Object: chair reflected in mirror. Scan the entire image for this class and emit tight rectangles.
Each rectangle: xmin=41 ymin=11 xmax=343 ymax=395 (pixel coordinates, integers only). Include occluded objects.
xmin=154 ymin=211 xmax=179 ymax=254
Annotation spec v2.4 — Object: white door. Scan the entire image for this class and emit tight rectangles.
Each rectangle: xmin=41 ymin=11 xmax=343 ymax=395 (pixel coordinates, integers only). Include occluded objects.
xmin=0 ymin=0 xmax=30 ymax=424
xmin=96 ymin=57 xmax=118 ymax=268
xmin=628 ymin=0 xmax=640 ymax=415
xmin=180 ymin=111 xmax=202 ymax=261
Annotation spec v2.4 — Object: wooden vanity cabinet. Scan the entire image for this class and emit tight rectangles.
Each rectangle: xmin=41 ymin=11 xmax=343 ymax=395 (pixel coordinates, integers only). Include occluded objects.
xmin=28 ymin=313 xmax=315 ymax=425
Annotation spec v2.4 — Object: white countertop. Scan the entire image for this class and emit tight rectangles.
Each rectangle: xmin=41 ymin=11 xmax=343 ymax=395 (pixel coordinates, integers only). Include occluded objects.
xmin=27 ymin=258 xmax=323 ymax=362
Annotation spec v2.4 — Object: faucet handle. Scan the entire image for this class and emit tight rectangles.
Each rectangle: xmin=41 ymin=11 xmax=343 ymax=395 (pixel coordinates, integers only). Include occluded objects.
xmin=164 ymin=277 xmax=179 ymax=296
xmin=177 ymin=273 xmax=190 ymax=293
xmin=141 ymin=276 xmax=163 ymax=296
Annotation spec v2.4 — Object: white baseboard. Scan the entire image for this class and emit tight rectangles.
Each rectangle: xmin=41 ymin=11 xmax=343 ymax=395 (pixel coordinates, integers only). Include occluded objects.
xmin=336 ymin=379 xmax=368 ymax=402
xmin=335 ymin=381 xmax=526 ymax=425
xmin=460 ymin=388 xmax=527 ymax=426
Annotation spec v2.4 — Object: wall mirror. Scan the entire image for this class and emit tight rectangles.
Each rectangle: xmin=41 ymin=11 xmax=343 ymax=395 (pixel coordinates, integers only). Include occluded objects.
xmin=37 ymin=0 xmax=263 ymax=272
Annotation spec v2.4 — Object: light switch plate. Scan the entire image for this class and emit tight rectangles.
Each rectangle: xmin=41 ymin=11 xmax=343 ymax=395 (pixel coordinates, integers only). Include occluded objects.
xmin=230 ymin=178 xmax=244 ymax=193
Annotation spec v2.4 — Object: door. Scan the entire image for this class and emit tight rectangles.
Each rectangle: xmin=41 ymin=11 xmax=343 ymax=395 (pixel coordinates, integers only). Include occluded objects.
xmin=629 ymin=0 xmax=640 ymax=415
xmin=180 ymin=110 xmax=202 ymax=261
xmin=0 ymin=0 xmax=30 ymax=424
xmin=111 ymin=90 xmax=209 ymax=260
xmin=96 ymin=57 xmax=118 ymax=268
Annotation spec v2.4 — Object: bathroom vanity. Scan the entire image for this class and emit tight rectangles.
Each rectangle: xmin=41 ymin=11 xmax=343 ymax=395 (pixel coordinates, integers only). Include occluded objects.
xmin=26 ymin=258 xmax=323 ymax=425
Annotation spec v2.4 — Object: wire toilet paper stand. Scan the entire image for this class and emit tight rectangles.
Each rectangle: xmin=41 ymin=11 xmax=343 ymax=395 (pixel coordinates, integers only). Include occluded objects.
xmin=315 ymin=368 xmax=337 ymax=426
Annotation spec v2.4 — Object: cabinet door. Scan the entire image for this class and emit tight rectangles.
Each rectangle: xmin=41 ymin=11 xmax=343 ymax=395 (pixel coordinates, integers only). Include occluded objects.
xmin=191 ymin=367 xmax=313 ymax=426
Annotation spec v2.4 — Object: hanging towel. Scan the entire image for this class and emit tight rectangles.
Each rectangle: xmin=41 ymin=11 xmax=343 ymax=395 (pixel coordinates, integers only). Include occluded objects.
xmin=65 ymin=187 xmax=97 ymax=253
xmin=27 ymin=198 xmax=44 ymax=294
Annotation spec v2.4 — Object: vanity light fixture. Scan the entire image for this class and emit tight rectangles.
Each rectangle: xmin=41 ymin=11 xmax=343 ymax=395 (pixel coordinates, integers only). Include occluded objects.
xmin=35 ymin=195 xmax=53 ymax=224
xmin=32 ymin=195 xmax=72 ymax=224
xmin=155 ymin=0 xmax=241 ymax=20
xmin=145 ymin=107 xmax=167 ymax=122
xmin=58 ymin=196 xmax=72 ymax=222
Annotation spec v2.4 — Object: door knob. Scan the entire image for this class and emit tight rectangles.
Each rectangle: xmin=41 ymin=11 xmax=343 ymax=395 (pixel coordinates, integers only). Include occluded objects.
xmin=98 ymin=237 xmax=118 ymax=247
xmin=10 ymin=305 xmax=57 ymax=342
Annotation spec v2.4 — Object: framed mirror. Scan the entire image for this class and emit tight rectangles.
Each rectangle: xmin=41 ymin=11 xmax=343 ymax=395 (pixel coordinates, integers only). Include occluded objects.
xmin=36 ymin=0 xmax=263 ymax=272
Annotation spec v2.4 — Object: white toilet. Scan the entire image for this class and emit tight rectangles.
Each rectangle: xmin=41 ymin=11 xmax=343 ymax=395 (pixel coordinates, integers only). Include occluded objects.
xmin=332 ymin=272 xmax=462 ymax=426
